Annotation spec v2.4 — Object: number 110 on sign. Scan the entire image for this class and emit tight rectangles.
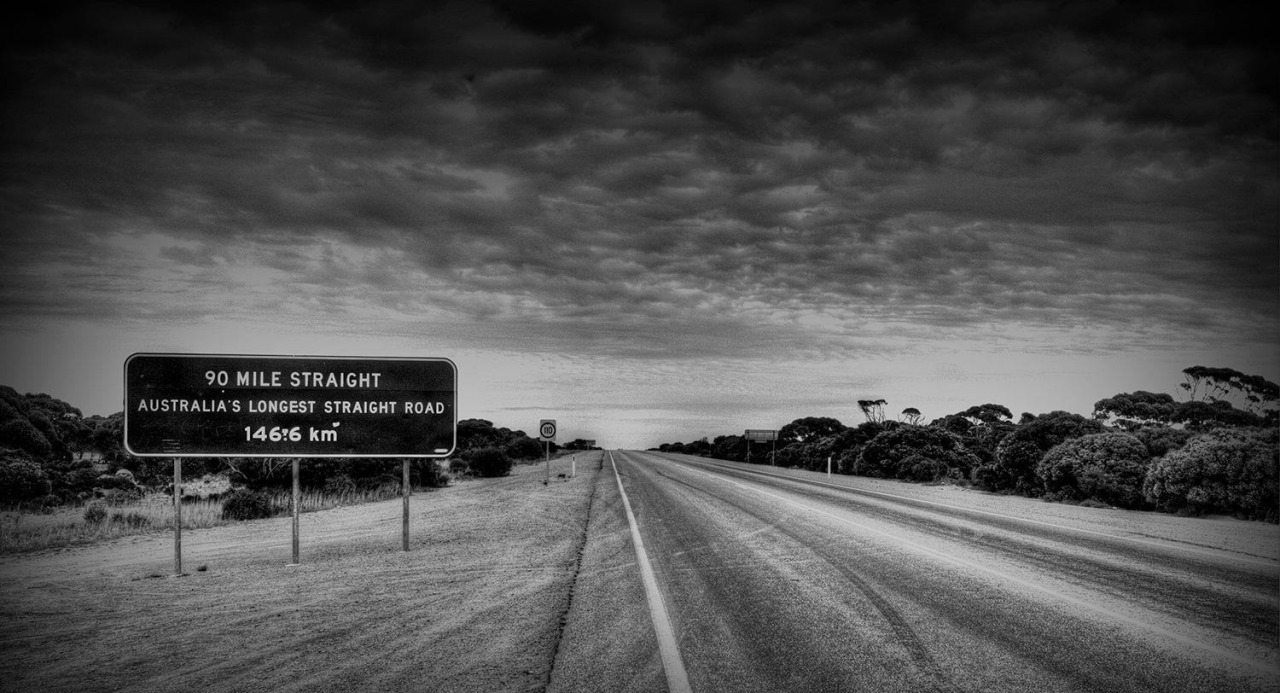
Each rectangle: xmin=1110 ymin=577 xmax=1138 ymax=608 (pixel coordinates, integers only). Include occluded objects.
xmin=244 ymin=425 xmax=339 ymax=443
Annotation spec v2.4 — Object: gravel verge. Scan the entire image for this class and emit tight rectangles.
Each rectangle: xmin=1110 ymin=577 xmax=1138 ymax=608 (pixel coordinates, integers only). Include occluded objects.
xmin=0 ymin=453 xmax=602 ymax=693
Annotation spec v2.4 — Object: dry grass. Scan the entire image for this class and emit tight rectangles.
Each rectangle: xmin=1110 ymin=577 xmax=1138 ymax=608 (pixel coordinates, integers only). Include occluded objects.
xmin=0 ymin=482 xmax=412 ymax=555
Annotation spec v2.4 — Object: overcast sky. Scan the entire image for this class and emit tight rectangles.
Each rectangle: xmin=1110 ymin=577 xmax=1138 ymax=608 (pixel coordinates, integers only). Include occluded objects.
xmin=2 ymin=1 xmax=1276 ymax=449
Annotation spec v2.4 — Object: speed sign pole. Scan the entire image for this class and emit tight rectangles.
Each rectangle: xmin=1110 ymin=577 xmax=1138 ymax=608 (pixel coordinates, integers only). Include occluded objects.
xmin=539 ymin=419 xmax=557 ymax=483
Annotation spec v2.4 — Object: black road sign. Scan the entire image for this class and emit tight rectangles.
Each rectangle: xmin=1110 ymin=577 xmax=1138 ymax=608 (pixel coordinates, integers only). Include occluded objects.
xmin=124 ymin=353 xmax=456 ymax=457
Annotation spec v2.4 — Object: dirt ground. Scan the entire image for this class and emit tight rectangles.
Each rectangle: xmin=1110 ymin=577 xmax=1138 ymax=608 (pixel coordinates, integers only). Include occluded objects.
xmin=0 ymin=453 xmax=605 ymax=693
xmin=4 ymin=452 xmax=1276 ymax=693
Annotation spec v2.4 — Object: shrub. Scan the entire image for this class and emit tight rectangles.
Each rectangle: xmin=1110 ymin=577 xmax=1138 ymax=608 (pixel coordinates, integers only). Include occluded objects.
xmin=0 ymin=456 xmax=53 ymax=504
xmin=505 ymin=436 xmax=544 ymax=461
xmin=48 ymin=464 xmax=101 ymax=501
xmin=467 ymin=447 xmax=513 ymax=478
xmin=1036 ymin=433 xmax=1150 ymax=508
xmin=0 ymin=419 xmax=52 ymax=458
xmin=83 ymin=501 xmax=108 ymax=524
xmin=220 ymin=489 xmax=277 ymax=521
xmin=323 ymin=474 xmax=357 ymax=496
xmin=111 ymin=511 xmax=151 ymax=528
xmin=855 ymin=426 xmax=979 ymax=482
xmin=94 ymin=473 xmax=137 ymax=491
xmin=1143 ymin=427 xmax=1279 ymax=522
xmin=1131 ymin=426 xmax=1194 ymax=458
xmin=410 ymin=460 xmax=450 ymax=488
xmin=981 ymin=411 xmax=1106 ymax=495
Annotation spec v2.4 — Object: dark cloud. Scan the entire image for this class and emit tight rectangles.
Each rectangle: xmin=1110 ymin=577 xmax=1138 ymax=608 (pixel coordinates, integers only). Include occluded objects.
xmin=1 ymin=0 xmax=1275 ymax=363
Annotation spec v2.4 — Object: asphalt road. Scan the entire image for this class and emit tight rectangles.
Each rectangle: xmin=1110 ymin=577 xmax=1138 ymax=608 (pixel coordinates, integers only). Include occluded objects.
xmin=580 ymin=450 xmax=1279 ymax=693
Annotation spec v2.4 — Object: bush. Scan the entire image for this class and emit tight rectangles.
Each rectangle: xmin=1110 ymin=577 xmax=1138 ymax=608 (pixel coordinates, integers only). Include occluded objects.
xmin=111 ymin=511 xmax=151 ymax=528
xmin=220 ymin=489 xmax=277 ymax=521
xmin=505 ymin=436 xmax=544 ymax=461
xmin=1036 ymin=433 xmax=1150 ymax=508
xmin=855 ymin=426 xmax=979 ymax=482
xmin=0 ymin=419 xmax=52 ymax=458
xmin=410 ymin=460 xmax=450 ymax=488
xmin=83 ymin=501 xmax=107 ymax=524
xmin=48 ymin=464 xmax=101 ymax=501
xmin=1143 ymin=427 xmax=1279 ymax=522
xmin=0 ymin=455 xmax=53 ymax=504
xmin=981 ymin=412 xmax=1106 ymax=495
xmin=467 ymin=447 xmax=513 ymax=478
xmin=1131 ymin=426 xmax=1194 ymax=458
xmin=323 ymin=474 xmax=357 ymax=496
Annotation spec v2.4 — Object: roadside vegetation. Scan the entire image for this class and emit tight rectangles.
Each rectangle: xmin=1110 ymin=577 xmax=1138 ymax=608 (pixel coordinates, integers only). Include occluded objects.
xmin=0 ymin=386 xmax=589 ymax=553
xmin=652 ymin=366 xmax=1279 ymax=523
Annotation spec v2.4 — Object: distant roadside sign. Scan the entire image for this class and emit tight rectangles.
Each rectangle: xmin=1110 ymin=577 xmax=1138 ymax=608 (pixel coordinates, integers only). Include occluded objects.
xmin=124 ymin=354 xmax=456 ymax=457
xmin=745 ymin=429 xmax=777 ymax=442
xmin=539 ymin=419 xmax=557 ymax=441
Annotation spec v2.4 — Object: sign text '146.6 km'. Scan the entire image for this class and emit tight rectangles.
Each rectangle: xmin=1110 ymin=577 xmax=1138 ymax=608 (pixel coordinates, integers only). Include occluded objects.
xmin=125 ymin=354 xmax=457 ymax=458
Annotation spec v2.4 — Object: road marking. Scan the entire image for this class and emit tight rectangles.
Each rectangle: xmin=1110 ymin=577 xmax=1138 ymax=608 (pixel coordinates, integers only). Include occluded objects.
xmin=673 ymin=459 xmax=1277 ymax=677
xmin=610 ymin=451 xmax=693 ymax=693
xmin=689 ymin=457 xmax=1277 ymax=567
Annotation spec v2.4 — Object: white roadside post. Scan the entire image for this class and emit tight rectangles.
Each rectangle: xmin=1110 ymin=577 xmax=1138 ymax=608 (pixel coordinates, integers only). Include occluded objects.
xmin=828 ymin=455 xmax=832 ymax=478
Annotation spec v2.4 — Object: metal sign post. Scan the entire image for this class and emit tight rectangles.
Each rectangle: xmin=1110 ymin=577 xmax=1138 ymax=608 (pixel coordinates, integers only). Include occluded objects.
xmin=744 ymin=429 xmax=777 ymax=466
xmin=539 ymin=419 xmax=557 ymax=483
xmin=290 ymin=458 xmax=300 ymax=565
xmin=173 ymin=458 xmax=182 ymax=576
xmin=402 ymin=459 xmax=410 ymax=552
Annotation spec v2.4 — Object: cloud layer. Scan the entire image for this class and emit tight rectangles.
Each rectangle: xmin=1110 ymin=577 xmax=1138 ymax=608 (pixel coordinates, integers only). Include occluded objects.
xmin=1 ymin=1 xmax=1276 ymax=433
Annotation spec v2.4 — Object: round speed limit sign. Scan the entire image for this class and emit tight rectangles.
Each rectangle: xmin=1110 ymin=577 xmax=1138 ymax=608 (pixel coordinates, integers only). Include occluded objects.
xmin=539 ymin=419 xmax=557 ymax=441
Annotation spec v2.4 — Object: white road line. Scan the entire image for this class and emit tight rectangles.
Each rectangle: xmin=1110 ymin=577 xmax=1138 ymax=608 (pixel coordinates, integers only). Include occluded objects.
xmin=687 ymin=457 xmax=1277 ymax=567
xmin=610 ymin=451 xmax=693 ymax=693
xmin=673 ymin=460 xmax=1277 ymax=677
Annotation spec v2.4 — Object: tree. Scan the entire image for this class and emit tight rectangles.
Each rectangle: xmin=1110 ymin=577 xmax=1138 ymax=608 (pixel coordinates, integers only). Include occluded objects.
xmin=830 ymin=422 xmax=890 ymax=475
xmin=1180 ymin=366 xmax=1280 ymax=417
xmin=1036 ymin=433 xmax=1150 ymax=508
xmin=682 ymin=437 xmax=713 ymax=457
xmin=454 ymin=419 xmax=545 ymax=460
xmin=1131 ymin=426 xmax=1193 ymax=458
xmin=857 ymin=399 xmax=887 ymax=424
xmin=0 ymin=418 xmax=52 ymax=458
xmin=958 ymin=404 xmax=1013 ymax=425
xmin=711 ymin=434 xmax=747 ymax=462
xmin=1092 ymin=391 xmax=1182 ymax=430
xmin=1174 ymin=400 xmax=1265 ymax=431
xmin=779 ymin=417 xmax=845 ymax=446
xmin=0 ymin=451 xmax=52 ymax=504
xmin=930 ymin=405 xmax=1016 ymax=467
xmin=1095 ymin=389 xmax=1263 ymax=431
xmin=467 ymin=447 xmax=514 ymax=478
xmin=899 ymin=408 xmax=923 ymax=426
xmin=855 ymin=426 xmax=979 ymax=482
xmin=976 ymin=411 xmax=1106 ymax=495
